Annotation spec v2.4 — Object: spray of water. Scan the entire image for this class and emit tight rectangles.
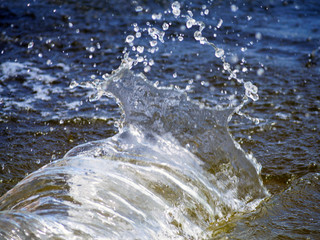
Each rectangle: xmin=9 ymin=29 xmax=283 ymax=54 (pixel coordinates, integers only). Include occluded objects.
xmin=0 ymin=2 xmax=269 ymax=239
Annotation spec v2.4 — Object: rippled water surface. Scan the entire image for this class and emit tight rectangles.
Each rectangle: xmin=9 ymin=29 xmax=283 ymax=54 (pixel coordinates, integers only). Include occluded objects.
xmin=0 ymin=0 xmax=319 ymax=239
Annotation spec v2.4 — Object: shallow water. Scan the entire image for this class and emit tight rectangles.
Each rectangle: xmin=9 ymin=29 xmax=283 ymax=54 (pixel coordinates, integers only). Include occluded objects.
xmin=0 ymin=0 xmax=319 ymax=239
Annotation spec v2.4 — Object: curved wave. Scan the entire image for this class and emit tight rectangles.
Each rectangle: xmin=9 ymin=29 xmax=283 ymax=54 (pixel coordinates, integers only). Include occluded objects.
xmin=0 ymin=62 xmax=268 ymax=239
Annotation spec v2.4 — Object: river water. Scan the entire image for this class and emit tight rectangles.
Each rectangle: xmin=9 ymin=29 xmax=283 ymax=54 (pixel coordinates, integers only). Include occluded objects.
xmin=0 ymin=0 xmax=319 ymax=239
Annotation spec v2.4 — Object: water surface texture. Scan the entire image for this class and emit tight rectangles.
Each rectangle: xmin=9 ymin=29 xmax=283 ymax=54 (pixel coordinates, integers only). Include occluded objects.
xmin=0 ymin=0 xmax=319 ymax=239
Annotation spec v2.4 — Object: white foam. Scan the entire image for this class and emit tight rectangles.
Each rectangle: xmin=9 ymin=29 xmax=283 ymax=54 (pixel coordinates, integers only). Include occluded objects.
xmin=0 ymin=61 xmax=68 ymax=111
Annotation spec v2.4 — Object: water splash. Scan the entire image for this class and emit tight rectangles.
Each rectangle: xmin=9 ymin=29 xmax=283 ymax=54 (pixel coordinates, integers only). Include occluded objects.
xmin=0 ymin=56 xmax=268 ymax=239
xmin=76 ymin=58 xmax=267 ymax=200
xmin=0 ymin=1 xmax=269 ymax=239
xmin=122 ymin=1 xmax=260 ymax=124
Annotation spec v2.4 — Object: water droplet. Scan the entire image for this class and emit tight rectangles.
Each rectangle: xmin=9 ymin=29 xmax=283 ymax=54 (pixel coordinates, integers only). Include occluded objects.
xmin=137 ymin=56 xmax=144 ymax=62
xmin=144 ymin=65 xmax=151 ymax=72
xmin=241 ymin=47 xmax=247 ymax=52
xmin=194 ymin=31 xmax=202 ymax=41
xmin=217 ymin=19 xmax=223 ymax=28
xmin=215 ymin=48 xmax=224 ymax=58
xmin=223 ymin=62 xmax=230 ymax=70
xmin=28 ymin=41 xmax=34 ymax=49
xmin=135 ymin=6 xmax=143 ymax=12
xmin=137 ymin=46 xmax=144 ymax=53
xmin=244 ymin=81 xmax=259 ymax=101
xmin=152 ymin=13 xmax=162 ymax=20
xmin=88 ymin=46 xmax=95 ymax=52
xmin=257 ymin=68 xmax=264 ymax=76
xmin=133 ymin=23 xmax=139 ymax=32
xmin=149 ymin=40 xmax=157 ymax=47
xmin=162 ymin=22 xmax=169 ymax=31
xmin=201 ymin=81 xmax=209 ymax=87
xmin=171 ymin=1 xmax=181 ymax=17
xmin=231 ymin=4 xmax=239 ymax=12
xmin=242 ymin=67 xmax=248 ymax=72
xmin=186 ymin=18 xmax=196 ymax=29
xmin=148 ymin=27 xmax=165 ymax=43
xmin=255 ymin=32 xmax=262 ymax=40
xmin=126 ymin=35 xmax=135 ymax=44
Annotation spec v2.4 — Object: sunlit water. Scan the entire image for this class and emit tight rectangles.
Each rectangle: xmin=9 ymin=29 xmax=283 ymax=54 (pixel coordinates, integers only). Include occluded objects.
xmin=0 ymin=0 xmax=319 ymax=239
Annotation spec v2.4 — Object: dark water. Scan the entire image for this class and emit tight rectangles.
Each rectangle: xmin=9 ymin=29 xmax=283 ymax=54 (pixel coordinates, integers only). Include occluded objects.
xmin=0 ymin=0 xmax=319 ymax=239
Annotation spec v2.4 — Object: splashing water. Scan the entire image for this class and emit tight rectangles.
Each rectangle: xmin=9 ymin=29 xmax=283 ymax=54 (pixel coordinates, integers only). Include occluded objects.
xmin=0 ymin=59 xmax=268 ymax=239
xmin=124 ymin=1 xmax=259 ymax=103
xmin=0 ymin=1 xmax=269 ymax=239
xmin=121 ymin=1 xmax=261 ymax=124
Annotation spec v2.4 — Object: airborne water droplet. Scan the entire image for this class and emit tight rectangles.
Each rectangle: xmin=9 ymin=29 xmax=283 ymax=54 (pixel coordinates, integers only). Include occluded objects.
xmin=137 ymin=46 xmax=144 ymax=53
xmin=186 ymin=18 xmax=195 ymax=29
xmin=217 ymin=19 xmax=223 ymax=28
xmin=255 ymin=32 xmax=262 ymax=40
xmin=223 ymin=62 xmax=230 ymax=70
xmin=137 ymin=56 xmax=144 ymax=63
xmin=152 ymin=13 xmax=162 ymax=20
xmin=162 ymin=22 xmax=169 ymax=31
xmin=242 ymin=67 xmax=248 ymax=72
xmin=149 ymin=40 xmax=157 ymax=47
xmin=135 ymin=6 xmax=143 ymax=12
xmin=28 ymin=41 xmax=34 ymax=49
xmin=257 ymin=68 xmax=264 ymax=76
xmin=171 ymin=1 xmax=181 ymax=17
xmin=231 ymin=4 xmax=239 ymax=12
xmin=173 ymin=72 xmax=177 ymax=78
xmin=126 ymin=35 xmax=135 ymax=44
xmin=144 ymin=65 xmax=151 ymax=72
xmin=244 ymin=81 xmax=259 ymax=101
xmin=215 ymin=48 xmax=224 ymax=58
xmin=194 ymin=31 xmax=202 ymax=41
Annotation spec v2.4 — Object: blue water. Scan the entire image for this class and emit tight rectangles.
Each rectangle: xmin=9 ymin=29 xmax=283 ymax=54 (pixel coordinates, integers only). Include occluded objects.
xmin=0 ymin=0 xmax=319 ymax=239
